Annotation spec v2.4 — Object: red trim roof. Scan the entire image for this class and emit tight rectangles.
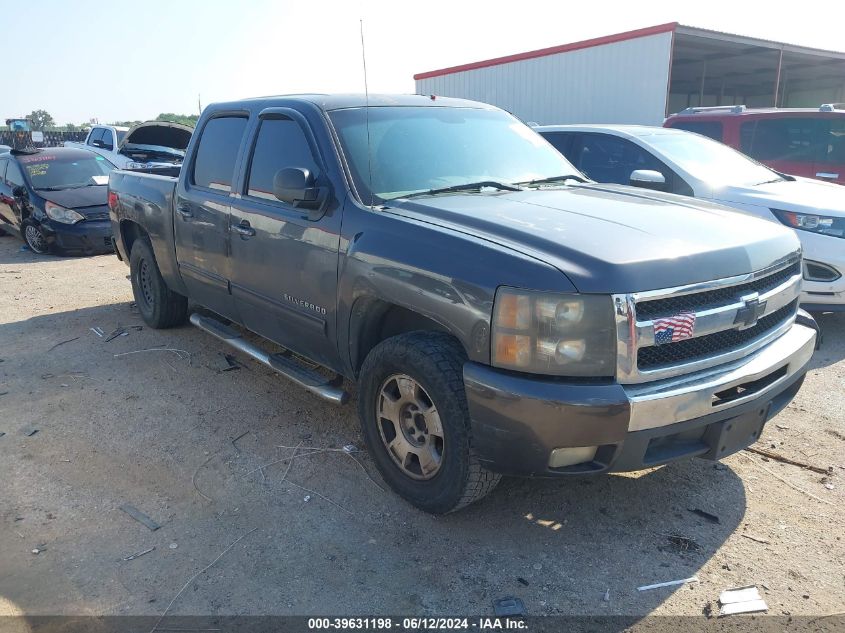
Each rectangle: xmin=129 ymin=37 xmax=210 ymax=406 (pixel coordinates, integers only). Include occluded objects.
xmin=413 ymin=22 xmax=679 ymax=80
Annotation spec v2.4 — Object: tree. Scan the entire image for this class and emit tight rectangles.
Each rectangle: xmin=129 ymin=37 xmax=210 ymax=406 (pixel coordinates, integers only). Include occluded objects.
xmin=155 ymin=113 xmax=198 ymax=128
xmin=29 ymin=109 xmax=55 ymax=131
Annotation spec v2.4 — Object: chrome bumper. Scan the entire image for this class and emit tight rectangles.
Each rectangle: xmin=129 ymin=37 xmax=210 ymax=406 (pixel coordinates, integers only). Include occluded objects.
xmin=625 ymin=323 xmax=816 ymax=432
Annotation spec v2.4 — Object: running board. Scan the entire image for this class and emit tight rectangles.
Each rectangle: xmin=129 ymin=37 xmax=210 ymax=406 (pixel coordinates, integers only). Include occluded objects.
xmin=189 ymin=313 xmax=350 ymax=405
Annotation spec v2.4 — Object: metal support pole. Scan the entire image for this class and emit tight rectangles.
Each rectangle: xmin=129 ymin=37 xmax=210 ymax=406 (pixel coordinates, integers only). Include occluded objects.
xmin=773 ymin=49 xmax=784 ymax=107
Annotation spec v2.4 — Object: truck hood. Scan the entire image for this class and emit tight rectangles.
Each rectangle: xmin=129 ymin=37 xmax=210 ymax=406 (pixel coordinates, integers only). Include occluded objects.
xmin=386 ymin=184 xmax=800 ymax=293
xmin=121 ymin=121 xmax=193 ymax=152
xmin=713 ymin=176 xmax=845 ymax=217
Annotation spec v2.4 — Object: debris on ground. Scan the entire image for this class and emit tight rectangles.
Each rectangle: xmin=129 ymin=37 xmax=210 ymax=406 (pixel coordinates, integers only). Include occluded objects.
xmin=718 ymin=585 xmax=768 ymax=616
xmin=169 ymin=543 xmax=178 ymax=550
xmin=104 ymin=327 xmax=130 ymax=342
xmin=118 ymin=504 xmax=161 ymax=531
xmin=741 ymin=534 xmax=771 ymax=545
xmin=113 ymin=348 xmax=191 ymax=363
xmin=492 ymin=596 xmax=525 ymax=617
xmin=0 ymin=391 xmax=7 ymax=398
xmin=20 ymin=427 xmax=39 ymax=437
xmin=739 ymin=453 xmax=834 ymax=506
xmin=218 ymin=352 xmax=244 ymax=372
xmin=664 ymin=533 xmax=701 ymax=552
xmin=303 ymin=495 xmax=311 ymax=502
xmin=637 ymin=576 xmax=699 ymax=592
xmin=90 ymin=327 xmax=104 ymax=337
xmin=46 ymin=336 xmax=80 ymax=352
xmin=230 ymin=430 xmax=249 ymax=453
xmin=603 ymin=588 xmax=610 ymax=602
xmin=31 ymin=548 xmax=40 ymax=555
xmin=745 ymin=446 xmax=831 ymax=475
xmin=123 ymin=547 xmax=155 ymax=561
xmin=517 ymin=577 xmax=529 ymax=587
xmin=689 ymin=508 xmax=721 ymax=524
xmin=342 ymin=444 xmax=358 ymax=453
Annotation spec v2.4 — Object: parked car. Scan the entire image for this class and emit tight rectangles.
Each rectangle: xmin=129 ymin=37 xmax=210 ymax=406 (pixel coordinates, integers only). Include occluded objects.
xmin=109 ymin=94 xmax=817 ymax=513
xmin=0 ymin=147 xmax=116 ymax=254
xmin=65 ymin=121 xmax=192 ymax=170
xmin=538 ymin=125 xmax=845 ymax=312
xmin=663 ymin=104 xmax=845 ymax=186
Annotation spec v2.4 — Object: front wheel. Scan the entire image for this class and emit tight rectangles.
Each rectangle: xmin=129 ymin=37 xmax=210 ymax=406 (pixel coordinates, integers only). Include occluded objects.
xmin=358 ymin=331 xmax=500 ymax=514
xmin=23 ymin=221 xmax=49 ymax=254
xmin=129 ymin=237 xmax=188 ymax=328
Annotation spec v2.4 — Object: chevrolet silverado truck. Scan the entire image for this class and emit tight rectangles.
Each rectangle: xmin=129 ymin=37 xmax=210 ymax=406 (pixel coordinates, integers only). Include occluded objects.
xmin=108 ymin=94 xmax=818 ymax=514
xmin=66 ymin=121 xmax=192 ymax=170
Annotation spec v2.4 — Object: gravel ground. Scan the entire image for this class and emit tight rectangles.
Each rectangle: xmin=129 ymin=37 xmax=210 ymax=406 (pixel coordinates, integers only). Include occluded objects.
xmin=0 ymin=235 xmax=843 ymax=622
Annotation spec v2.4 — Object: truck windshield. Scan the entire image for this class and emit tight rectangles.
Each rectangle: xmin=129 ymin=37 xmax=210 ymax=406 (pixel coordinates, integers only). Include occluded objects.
xmin=648 ymin=132 xmax=785 ymax=187
xmin=329 ymin=106 xmax=581 ymax=203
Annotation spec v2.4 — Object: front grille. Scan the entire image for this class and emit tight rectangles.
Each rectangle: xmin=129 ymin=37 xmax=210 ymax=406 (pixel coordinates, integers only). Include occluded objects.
xmin=636 ymin=261 xmax=800 ymax=321
xmin=637 ymin=300 xmax=797 ymax=370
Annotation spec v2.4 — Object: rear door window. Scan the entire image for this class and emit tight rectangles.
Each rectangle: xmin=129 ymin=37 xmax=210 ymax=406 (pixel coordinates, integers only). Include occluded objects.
xmin=740 ymin=118 xmax=822 ymax=163
xmin=667 ymin=120 xmax=723 ymax=142
xmin=245 ymin=117 xmax=319 ymax=202
xmin=5 ymin=161 xmax=25 ymax=188
xmin=192 ymin=116 xmax=249 ymax=191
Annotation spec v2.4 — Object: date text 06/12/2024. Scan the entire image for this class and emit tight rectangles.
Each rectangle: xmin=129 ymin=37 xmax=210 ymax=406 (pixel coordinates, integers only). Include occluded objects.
xmin=307 ymin=618 xmax=527 ymax=630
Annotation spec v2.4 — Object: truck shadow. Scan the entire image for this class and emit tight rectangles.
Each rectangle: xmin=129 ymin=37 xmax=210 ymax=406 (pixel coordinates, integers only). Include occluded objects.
xmin=0 ymin=301 xmax=754 ymax=621
xmin=807 ymin=310 xmax=845 ymax=369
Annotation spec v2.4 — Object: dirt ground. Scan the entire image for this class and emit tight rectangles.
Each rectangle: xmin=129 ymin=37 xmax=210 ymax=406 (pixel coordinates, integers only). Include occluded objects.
xmin=0 ymin=235 xmax=843 ymax=622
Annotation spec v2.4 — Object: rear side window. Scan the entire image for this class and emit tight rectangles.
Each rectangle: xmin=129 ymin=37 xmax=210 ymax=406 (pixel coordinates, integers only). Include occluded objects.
xmin=541 ymin=132 xmax=578 ymax=163
xmin=668 ymin=120 xmax=723 ymax=142
xmin=87 ymin=128 xmax=104 ymax=146
xmin=192 ymin=116 xmax=248 ymax=191
xmin=821 ymin=119 xmax=845 ymax=165
xmin=246 ymin=117 xmax=319 ymax=202
xmin=100 ymin=129 xmax=114 ymax=150
xmin=740 ymin=118 xmax=821 ymax=163
xmin=6 ymin=161 xmax=25 ymax=188
xmin=0 ymin=159 xmax=7 ymax=182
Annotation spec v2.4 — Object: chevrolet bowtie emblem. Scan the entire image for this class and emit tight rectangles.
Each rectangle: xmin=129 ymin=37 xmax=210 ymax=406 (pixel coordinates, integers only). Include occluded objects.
xmin=734 ymin=294 xmax=767 ymax=329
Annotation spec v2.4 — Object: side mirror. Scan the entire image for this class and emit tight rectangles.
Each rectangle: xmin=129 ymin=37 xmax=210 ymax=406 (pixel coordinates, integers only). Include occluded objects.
xmin=630 ymin=169 xmax=666 ymax=191
xmin=12 ymin=185 xmax=26 ymax=199
xmin=273 ymin=167 xmax=325 ymax=212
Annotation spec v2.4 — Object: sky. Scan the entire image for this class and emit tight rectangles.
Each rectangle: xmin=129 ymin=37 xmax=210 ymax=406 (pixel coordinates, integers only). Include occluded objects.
xmin=4 ymin=0 xmax=843 ymax=125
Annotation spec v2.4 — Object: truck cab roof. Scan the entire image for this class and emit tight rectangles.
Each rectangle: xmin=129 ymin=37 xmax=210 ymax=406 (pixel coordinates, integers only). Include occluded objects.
xmin=212 ymin=93 xmax=496 ymax=112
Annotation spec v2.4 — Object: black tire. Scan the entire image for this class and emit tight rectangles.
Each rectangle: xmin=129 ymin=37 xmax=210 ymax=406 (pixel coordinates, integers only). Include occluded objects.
xmin=22 ymin=220 xmax=49 ymax=254
xmin=129 ymin=237 xmax=188 ymax=328
xmin=358 ymin=331 xmax=500 ymax=514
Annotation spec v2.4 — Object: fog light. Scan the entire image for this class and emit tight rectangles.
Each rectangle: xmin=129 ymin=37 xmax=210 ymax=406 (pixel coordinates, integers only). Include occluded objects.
xmin=548 ymin=446 xmax=598 ymax=468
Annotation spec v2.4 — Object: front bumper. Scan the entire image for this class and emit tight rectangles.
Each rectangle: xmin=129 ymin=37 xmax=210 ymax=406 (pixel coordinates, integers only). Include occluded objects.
xmin=40 ymin=219 xmax=115 ymax=255
xmin=464 ymin=322 xmax=816 ymax=476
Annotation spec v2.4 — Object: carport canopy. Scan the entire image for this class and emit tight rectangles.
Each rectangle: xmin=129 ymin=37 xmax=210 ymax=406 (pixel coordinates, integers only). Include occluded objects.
xmin=668 ymin=25 xmax=845 ymax=114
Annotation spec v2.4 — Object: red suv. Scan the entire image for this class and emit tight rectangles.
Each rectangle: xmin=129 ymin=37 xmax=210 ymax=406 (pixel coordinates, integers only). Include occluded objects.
xmin=664 ymin=105 xmax=845 ymax=185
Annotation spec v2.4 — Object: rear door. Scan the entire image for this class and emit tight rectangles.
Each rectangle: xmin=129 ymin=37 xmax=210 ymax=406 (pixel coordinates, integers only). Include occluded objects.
xmin=174 ymin=113 xmax=249 ymax=320
xmin=0 ymin=159 xmax=13 ymax=227
xmin=3 ymin=160 xmax=28 ymax=228
xmin=228 ymin=109 xmax=341 ymax=368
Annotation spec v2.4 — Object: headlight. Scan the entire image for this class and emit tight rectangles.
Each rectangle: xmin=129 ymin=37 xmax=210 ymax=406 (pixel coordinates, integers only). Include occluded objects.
xmin=771 ymin=209 xmax=845 ymax=238
xmin=491 ymin=288 xmax=616 ymax=377
xmin=45 ymin=202 xmax=84 ymax=224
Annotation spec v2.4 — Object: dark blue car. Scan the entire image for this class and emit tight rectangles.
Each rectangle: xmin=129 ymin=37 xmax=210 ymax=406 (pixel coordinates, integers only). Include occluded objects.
xmin=0 ymin=147 xmax=115 ymax=255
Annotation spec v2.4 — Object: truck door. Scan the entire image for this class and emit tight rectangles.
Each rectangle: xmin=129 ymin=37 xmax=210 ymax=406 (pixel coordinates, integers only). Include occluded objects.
xmin=173 ymin=114 xmax=249 ymax=320
xmin=228 ymin=110 xmax=341 ymax=369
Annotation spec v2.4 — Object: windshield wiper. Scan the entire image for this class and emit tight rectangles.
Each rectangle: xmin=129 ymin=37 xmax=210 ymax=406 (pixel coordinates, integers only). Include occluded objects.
xmin=399 ymin=180 xmax=521 ymax=200
xmin=515 ymin=174 xmax=588 ymax=186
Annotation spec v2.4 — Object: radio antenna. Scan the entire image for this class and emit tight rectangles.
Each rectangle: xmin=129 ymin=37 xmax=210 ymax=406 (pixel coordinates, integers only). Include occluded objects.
xmin=359 ymin=18 xmax=374 ymax=208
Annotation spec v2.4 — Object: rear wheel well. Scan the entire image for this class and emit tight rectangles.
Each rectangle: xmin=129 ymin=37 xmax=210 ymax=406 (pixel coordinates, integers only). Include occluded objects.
xmin=120 ymin=220 xmax=148 ymax=256
xmin=352 ymin=301 xmax=459 ymax=376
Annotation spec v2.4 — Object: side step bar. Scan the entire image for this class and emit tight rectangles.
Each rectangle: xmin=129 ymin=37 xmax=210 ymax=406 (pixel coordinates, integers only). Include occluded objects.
xmin=189 ymin=313 xmax=350 ymax=405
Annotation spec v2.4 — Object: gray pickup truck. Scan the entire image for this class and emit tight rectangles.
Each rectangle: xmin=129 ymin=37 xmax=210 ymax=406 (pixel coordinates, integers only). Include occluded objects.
xmin=108 ymin=94 xmax=818 ymax=513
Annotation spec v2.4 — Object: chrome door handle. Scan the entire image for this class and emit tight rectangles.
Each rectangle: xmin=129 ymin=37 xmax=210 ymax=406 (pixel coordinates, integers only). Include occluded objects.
xmin=231 ymin=223 xmax=255 ymax=237
xmin=816 ymin=172 xmax=840 ymax=179
xmin=176 ymin=203 xmax=193 ymax=218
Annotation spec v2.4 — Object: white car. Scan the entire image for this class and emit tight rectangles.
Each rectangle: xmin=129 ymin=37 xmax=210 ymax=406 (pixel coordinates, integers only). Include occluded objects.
xmin=64 ymin=121 xmax=192 ymax=170
xmin=537 ymin=125 xmax=845 ymax=311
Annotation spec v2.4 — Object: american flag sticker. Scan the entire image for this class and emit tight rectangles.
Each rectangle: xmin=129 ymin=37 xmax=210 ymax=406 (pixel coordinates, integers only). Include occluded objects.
xmin=653 ymin=311 xmax=696 ymax=345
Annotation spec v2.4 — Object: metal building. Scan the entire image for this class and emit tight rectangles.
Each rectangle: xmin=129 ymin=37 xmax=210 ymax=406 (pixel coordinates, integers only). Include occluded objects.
xmin=414 ymin=23 xmax=845 ymax=126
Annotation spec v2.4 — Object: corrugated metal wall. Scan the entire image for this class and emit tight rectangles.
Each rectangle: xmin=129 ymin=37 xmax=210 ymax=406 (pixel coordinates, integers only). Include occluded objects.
xmin=415 ymin=33 xmax=673 ymax=126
